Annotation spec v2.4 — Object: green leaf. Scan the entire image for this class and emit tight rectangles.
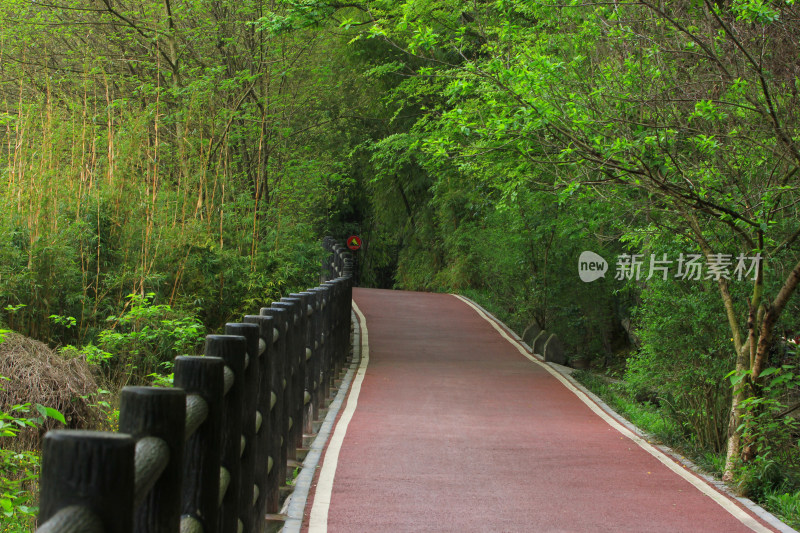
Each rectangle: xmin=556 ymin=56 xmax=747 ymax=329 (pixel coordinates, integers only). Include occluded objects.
xmin=769 ymin=373 xmax=795 ymax=387
xmin=759 ymin=366 xmax=780 ymax=377
xmin=729 ymin=372 xmax=747 ymax=385
xmin=36 ymin=405 xmax=66 ymax=424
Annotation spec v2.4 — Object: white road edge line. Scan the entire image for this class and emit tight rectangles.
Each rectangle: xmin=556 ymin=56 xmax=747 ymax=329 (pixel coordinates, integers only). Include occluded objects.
xmin=453 ymin=293 xmax=772 ymax=533
xmin=307 ymin=300 xmax=370 ymax=533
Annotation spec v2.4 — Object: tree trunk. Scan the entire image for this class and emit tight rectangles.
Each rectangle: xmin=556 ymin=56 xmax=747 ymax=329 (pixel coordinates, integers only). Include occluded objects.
xmin=722 ymin=344 xmax=749 ymax=482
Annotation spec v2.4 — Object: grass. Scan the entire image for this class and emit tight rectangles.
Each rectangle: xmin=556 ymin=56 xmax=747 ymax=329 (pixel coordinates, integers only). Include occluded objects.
xmin=763 ymin=489 xmax=800 ymax=530
xmin=572 ymin=370 xmax=683 ymax=448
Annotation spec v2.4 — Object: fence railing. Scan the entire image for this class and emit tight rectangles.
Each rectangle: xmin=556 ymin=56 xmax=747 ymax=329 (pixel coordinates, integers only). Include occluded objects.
xmin=36 ymin=240 xmax=354 ymax=533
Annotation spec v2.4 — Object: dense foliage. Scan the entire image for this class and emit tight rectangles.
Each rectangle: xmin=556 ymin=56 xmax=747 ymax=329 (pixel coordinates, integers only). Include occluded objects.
xmin=2 ymin=0 xmax=800 ymax=525
xmin=0 ymin=0 xmax=366 ymax=347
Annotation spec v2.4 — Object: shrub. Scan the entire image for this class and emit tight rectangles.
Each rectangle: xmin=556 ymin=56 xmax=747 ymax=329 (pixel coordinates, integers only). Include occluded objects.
xmin=626 ymin=281 xmax=734 ymax=452
xmin=733 ymin=364 xmax=800 ymax=498
xmin=84 ymin=293 xmax=205 ymax=386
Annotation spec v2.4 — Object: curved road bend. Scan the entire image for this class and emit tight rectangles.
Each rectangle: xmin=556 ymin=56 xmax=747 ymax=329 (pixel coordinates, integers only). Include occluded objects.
xmin=304 ymin=288 xmax=785 ymax=533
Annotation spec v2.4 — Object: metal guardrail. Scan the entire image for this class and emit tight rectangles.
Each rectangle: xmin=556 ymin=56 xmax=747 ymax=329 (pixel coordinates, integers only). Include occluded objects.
xmin=36 ymin=239 xmax=353 ymax=533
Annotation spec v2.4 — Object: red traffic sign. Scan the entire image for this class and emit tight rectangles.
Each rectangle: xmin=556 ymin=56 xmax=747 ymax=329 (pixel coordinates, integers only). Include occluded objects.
xmin=347 ymin=235 xmax=362 ymax=251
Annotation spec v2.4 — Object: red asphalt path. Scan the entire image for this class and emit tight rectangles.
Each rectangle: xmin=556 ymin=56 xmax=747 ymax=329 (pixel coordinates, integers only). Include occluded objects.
xmin=306 ymin=288 xmax=784 ymax=533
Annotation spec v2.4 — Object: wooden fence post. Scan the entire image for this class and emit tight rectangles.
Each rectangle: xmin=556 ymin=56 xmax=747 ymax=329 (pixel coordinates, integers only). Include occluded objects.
xmin=315 ymin=285 xmax=332 ymax=401
xmin=118 ymin=386 xmax=186 ymax=533
xmin=205 ymin=334 xmax=247 ymax=533
xmin=270 ymin=300 xmax=297 ymax=460
xmin=174 ymin=355 xmax=225 ymax=533
xmin=225 ymin=322 xmax=261 ymax=532
xmin=242 ymin=314 xmax=281 ymax=518
xmin=287 ymin=293 xmax=311 ymax=446
xmin=322 ymin=280 xmax=344 ymax=381
xmin=297 ymin=291 xmax=318 ymax=432
xmin=275 ymin=296 xmax=307 ymax=452
xmin=260 ymin=306 xmax=289 ymax=485
xmin=39 ymin=430 xmax=136 ymax=533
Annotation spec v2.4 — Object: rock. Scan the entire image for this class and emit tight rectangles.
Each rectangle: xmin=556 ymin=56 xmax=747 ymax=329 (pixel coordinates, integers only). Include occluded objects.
xmin=533 ymin=330 xmax=549 ymax=355
xmin=543 ymin=333 xmax=568 ymax=365
xmin=621 ymin=318 xmax=641 ymax=348
xmin=521 ymin=323 xmax=542 ymax=347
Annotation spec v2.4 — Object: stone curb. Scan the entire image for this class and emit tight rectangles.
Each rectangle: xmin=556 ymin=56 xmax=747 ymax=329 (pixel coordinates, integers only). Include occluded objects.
xmin=281 ymin=310 xmax=362 ymax=532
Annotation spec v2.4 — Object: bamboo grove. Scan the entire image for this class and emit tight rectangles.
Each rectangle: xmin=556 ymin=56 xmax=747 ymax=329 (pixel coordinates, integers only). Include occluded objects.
xmin=0 ymin=0 xmax=362 ymax=344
